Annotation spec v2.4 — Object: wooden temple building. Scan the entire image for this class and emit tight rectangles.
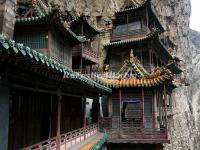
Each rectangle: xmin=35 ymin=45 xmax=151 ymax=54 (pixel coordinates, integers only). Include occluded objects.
xmin=0 ymin=0 xmax=182 ymax=150
xmin=0 ymin=1 xmax=109 ymax=150
xmin=95 ymin=0 xmax=182 ymax=149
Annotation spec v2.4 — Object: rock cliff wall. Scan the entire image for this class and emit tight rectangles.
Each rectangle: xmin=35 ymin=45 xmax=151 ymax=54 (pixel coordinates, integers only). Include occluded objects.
xmin=45 ymin=0 xmax=199 ymax=149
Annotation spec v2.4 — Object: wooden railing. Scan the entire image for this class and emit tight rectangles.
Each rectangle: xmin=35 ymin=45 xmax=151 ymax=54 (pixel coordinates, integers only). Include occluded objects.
xmin=22 ymin=124 xmax=98 ymax=150
xmin=72 ymin=43 xmax=99 ymax=63
xmin=73 ymin=68 xmax=90 ymax=75
xmin=100 ymin=117 xmax=167 ymax=141
xmin=111 ymin=27 xmax=149 ymax=42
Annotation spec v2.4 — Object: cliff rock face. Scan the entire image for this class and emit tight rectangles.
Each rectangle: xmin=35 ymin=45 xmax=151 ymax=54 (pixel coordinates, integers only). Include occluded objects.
xmin=47 ymin=0 xmax=199 ymax=149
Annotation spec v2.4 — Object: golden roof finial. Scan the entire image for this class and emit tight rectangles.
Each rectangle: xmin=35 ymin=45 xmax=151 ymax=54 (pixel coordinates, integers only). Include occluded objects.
xmin=130 ymin=49 xmax=135 ymax=64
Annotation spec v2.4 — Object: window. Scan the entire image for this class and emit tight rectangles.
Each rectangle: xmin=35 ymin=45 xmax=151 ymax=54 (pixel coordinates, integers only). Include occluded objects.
xmin=14 ymin=30 xmax=47 ymax=49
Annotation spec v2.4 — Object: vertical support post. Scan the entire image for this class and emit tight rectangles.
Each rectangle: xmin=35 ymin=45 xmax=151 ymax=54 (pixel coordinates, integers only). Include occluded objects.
xmin=149 ymin=49 xmax=152 ymax=71
xmin=119 ymin=88 xmax=122 ymax=138
xmin=56 ymin=95 xmax=62 ymax=150
xmin=49 ymin=95 xmax=53 ymax=138
xmin=146 ymin=6 xmax=149 ymax=30
xmin=126 ymin=13 xmax=129 ymax=37
xmin=89 ymin=64 xmax=92 ymax=78
xmin=108 ymin=96 xmax=112 ymax=117
xmin=82 ymin=96 xmax=86 ymax=140
xmin=141 ymin=88 xmax=144 ymax=128
xmin=153 ymin=89 xmax=157 ymax=128
xmin=47 ymin=26 xmax=52 ymax=57
xmin=80 ymin=22 xmax=84 ymax=73
xmin=164 ymin=83 xmax=168 ymax=139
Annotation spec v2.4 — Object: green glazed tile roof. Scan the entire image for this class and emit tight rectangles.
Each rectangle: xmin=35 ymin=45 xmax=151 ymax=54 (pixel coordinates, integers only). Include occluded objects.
xmin=0 ymin=34 xmax=112 ymax=93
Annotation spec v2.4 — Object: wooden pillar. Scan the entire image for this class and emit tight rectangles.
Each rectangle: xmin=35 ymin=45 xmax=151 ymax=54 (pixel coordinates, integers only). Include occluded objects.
xmin=146 ymin=6 xmax=149 ymax=29
xmin=149 ymin=49 xmax=152 ymax=71
xmin=47 ymin=27 xmax=51 ymax=57
xmin=164 ymin=83 xmax=168 ymax=139
xmin=56 ymin=95 xmax=62 ymax=150
xmin=141 ymin=88 xmax=144 ymax=128
xmin=153 ymin=89 xmax=157 ymax=128
xmin=82 ymin=96 xmax=86 ymax=139
xmin=119 ymin=89 xmax=122 ymax=138
xmin=126 ymin=13 xmax=129 ymax=36
xmin=108 ymin=96 xmax=112 ymax=117
xmin=89 ymin=64 xmax=92 ymax=78
xmin=80 ymin=22 xmax=84 ymax=73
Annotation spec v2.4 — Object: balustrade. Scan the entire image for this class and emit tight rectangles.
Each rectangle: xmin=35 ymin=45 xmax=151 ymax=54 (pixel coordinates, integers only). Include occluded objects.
xmin=22 ymin=124 xmax=98 ymax=150
xmin=111 ymin=25 xmax=149 ymax=42
xmin=100 ymin=117 xmax=167 ymax=141
xmin=72 ymin=43 xmax=98 ymax=63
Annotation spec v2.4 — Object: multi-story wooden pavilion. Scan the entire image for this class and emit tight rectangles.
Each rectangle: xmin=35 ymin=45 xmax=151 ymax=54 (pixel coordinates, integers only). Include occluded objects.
xmin=94 ymin=0 xmax=182 ymax=149
xmin=70 ymin=15 xmax=102 ymax=75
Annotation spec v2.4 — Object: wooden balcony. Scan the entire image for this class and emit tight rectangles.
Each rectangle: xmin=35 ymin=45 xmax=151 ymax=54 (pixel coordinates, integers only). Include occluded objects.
xmin=110 ymin=26 xmax=149 ymax=42
xmin=22 ymin=124 xmax=98 ymax=150
xmin=72 ymin=43 xmax=99 ymax=64
xmin=99 ymin=117 xmax=169 ymax=144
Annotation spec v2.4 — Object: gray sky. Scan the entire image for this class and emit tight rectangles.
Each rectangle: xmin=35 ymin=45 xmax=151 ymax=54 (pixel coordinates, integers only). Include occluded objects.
xmin=190 ymin=0 xmax=200 ymax=31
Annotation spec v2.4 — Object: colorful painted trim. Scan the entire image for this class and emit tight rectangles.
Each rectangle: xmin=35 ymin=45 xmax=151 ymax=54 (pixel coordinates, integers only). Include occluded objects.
xmin=0 ymin=34 xmax=112 ymax=93
xmin=94 ymin=74 xmax=171 ymax=88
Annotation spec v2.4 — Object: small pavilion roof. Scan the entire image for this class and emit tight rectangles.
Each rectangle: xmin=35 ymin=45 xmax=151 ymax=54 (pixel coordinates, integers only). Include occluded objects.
xmin=93 ymin=50 xmax=178 ymax=89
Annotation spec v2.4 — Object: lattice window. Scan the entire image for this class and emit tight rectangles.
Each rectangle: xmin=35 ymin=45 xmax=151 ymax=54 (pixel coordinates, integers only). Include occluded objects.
xmin=14 ymin=31 xmax=47 ymax=49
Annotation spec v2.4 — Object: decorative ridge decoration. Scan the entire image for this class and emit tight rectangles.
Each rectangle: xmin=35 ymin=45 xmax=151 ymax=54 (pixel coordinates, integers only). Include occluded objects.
xmin=92 ymin=49 xmax=179 ymax=89
xmin=0 ymin=34 xmax=112 ymax=93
